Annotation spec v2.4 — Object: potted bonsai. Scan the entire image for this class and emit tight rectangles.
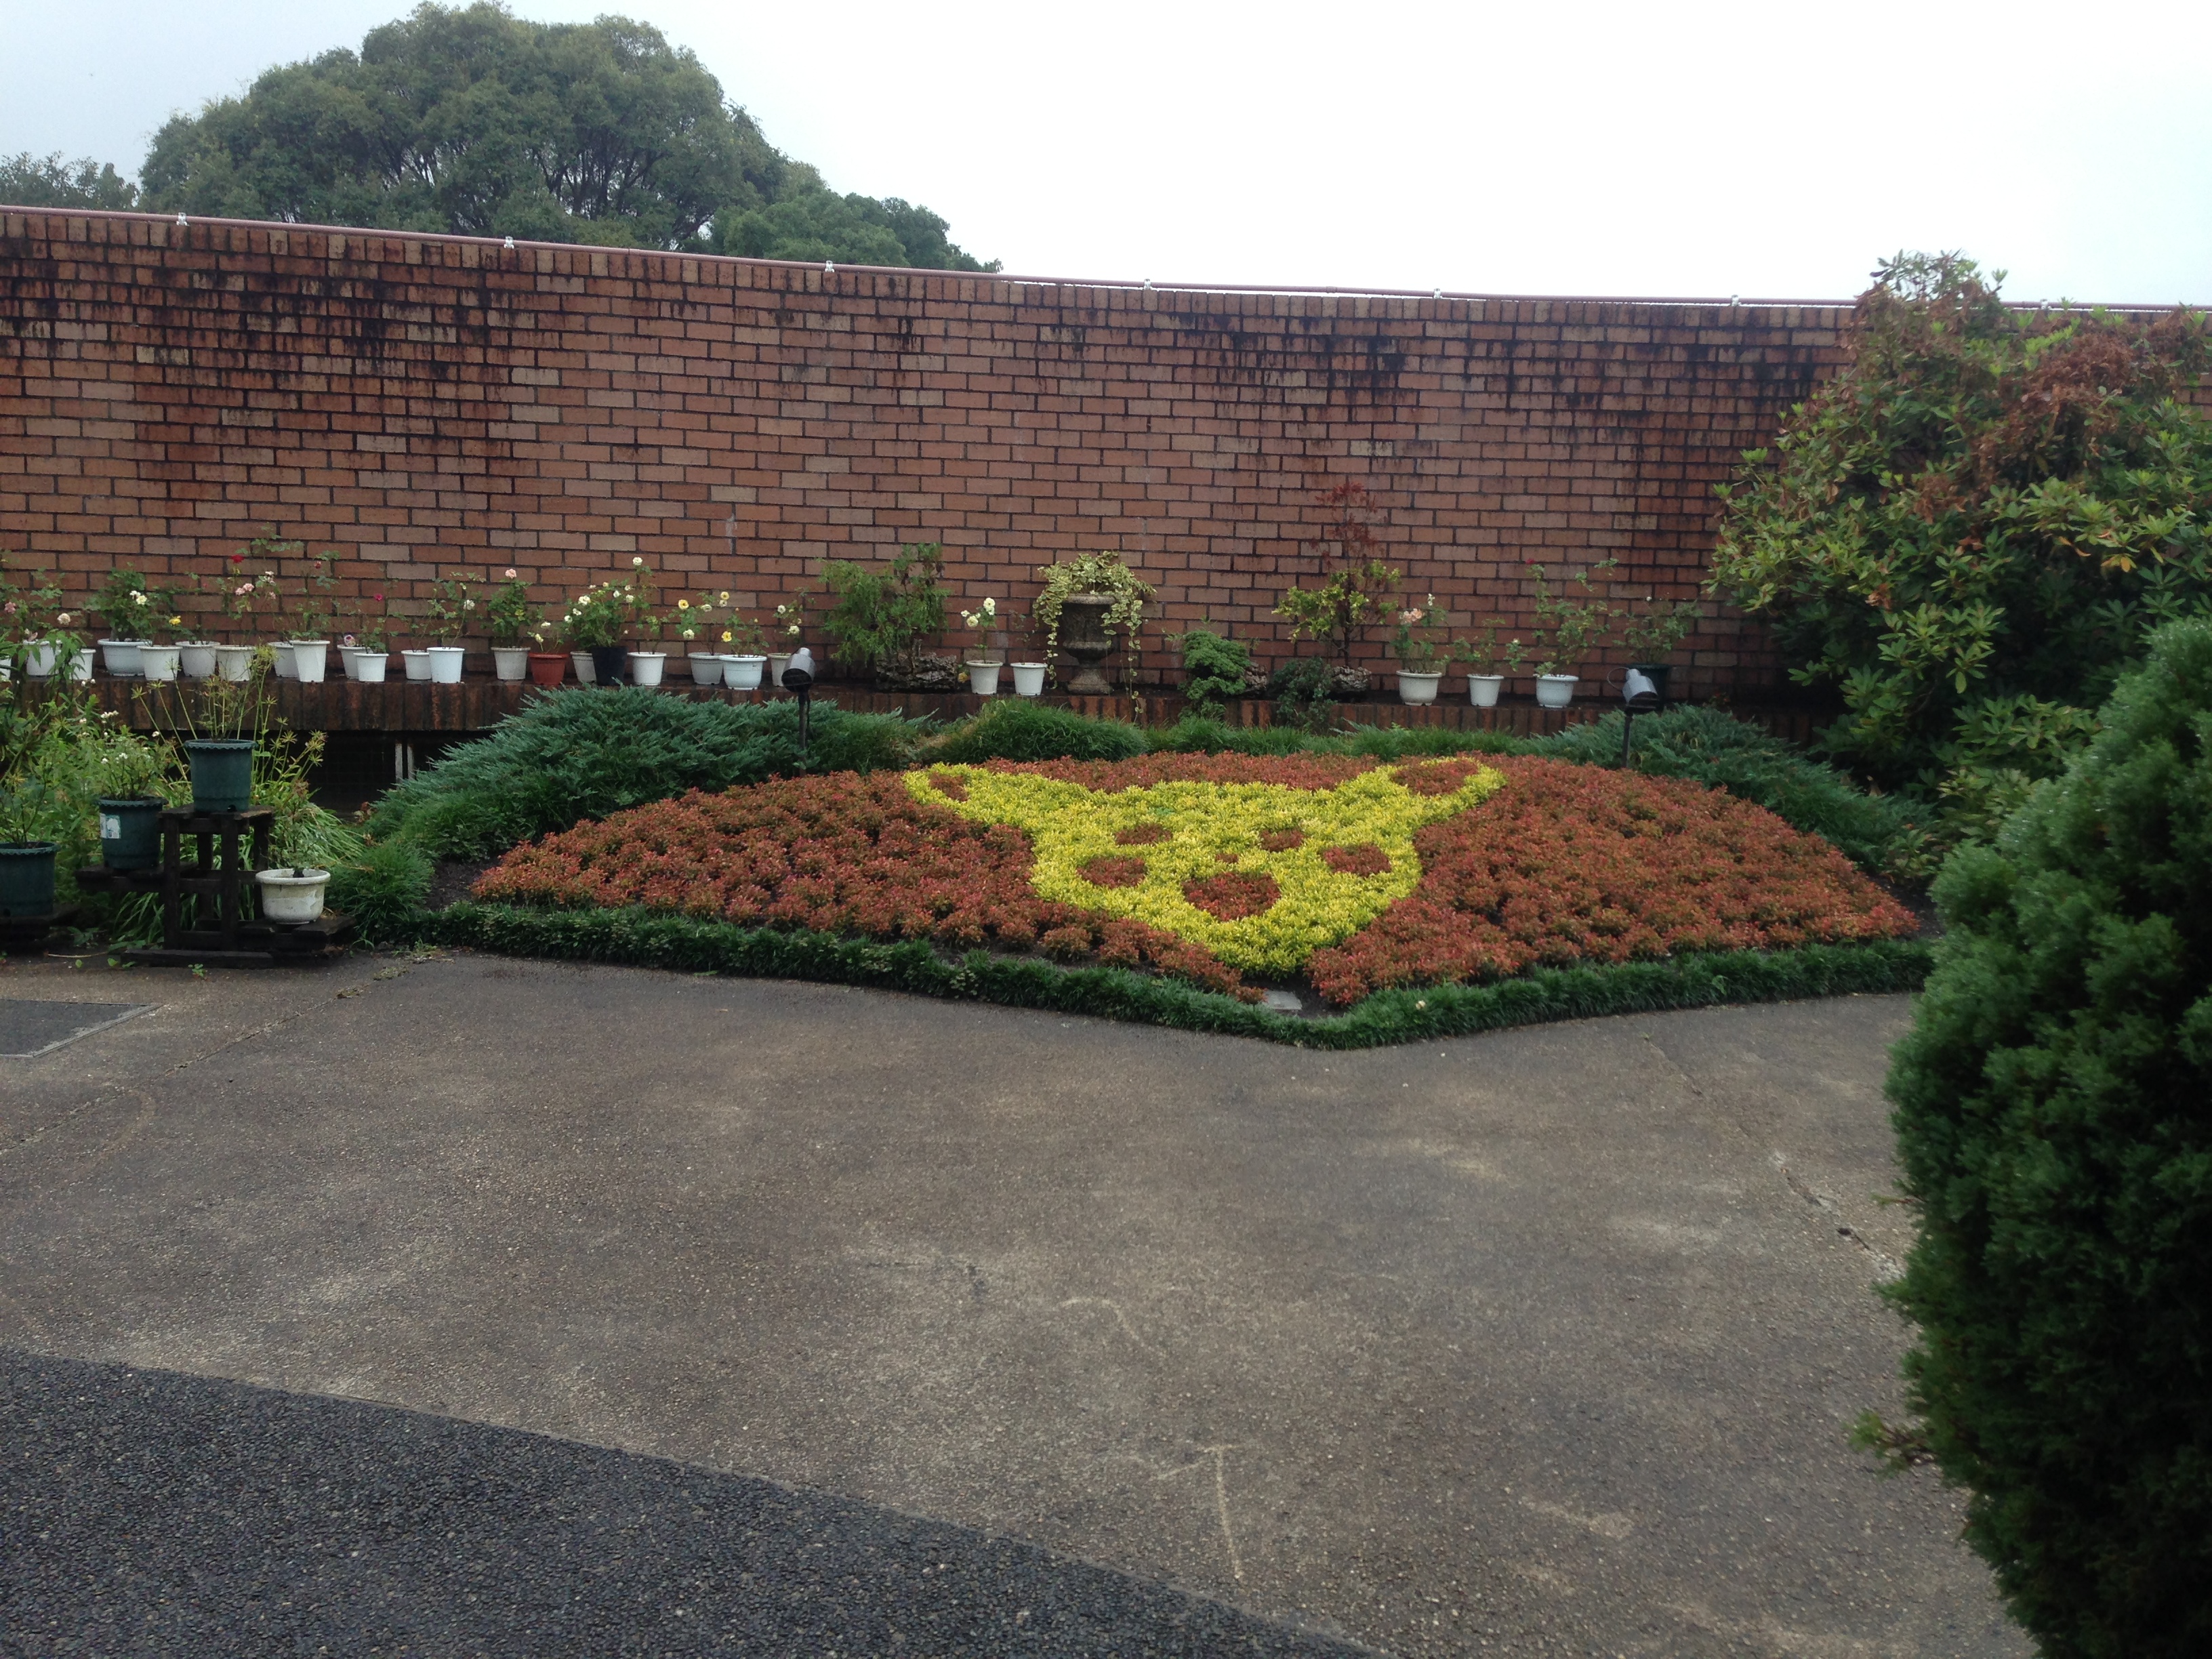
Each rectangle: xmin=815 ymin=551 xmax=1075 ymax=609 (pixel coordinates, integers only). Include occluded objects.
xmin=1033 ymin=550 xmax=1155 ymax=694
xmin=1526 ymin=559 xmax=1619 ymax=710
xmin=1391 ymin=594 xmax=1450 ymax=705
xmin=960 ymin=596 xmax=1003 ymax=695
xmin=485 ymin=568 xmax=540 ymax=683
xmin=423 ymin=569 xmax=476 ymax=683
xmin=1272 ymin=483 xmax=1399 ymax=701
xmin=821 ymin=543 xmax=952 ymax=690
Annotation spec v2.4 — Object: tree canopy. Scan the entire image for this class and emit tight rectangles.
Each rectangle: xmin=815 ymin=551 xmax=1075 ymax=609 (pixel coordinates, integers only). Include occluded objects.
xmin=96 ymin=2 xmax=992 ymax=269
xmin=0 ymin=153 xmax=140 ymax=211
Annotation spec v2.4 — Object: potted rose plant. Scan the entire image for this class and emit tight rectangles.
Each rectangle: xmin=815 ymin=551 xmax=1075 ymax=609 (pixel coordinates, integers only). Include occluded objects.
xmin=283 ymin=547 xmax=339 ymax=682
xmin=1454 ymin=625 xmax=1522 ymax=708
xmin=562 ymin=562 xmax=650 ymax=687
xmin=348 ymin=603 xmax=393 ymax=682
xmin=485 ymin=568 xmax=539 ymax=683
xmin=961 ymin=596 xmax=1003 ymax=695
xmin=767 ymin=598 xmax=806 ymax=685
xmin=669 ymin=591 xmax=722 ymax=684
xmin=137 ymin=583 xmax=187 ymax=682
xmin=96 ymin=567 xmax=155 ymax=677
xmin=1391 ymin=594 xmax=1450 ymax=704
xmin=422 ymin=570 xmax=476 ymax=683
xmin=1526 ymin=559 xmax=1619 ymax=710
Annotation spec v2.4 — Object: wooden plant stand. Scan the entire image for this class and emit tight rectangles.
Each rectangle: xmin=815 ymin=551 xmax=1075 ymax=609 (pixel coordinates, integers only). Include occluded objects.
xmin=74 ymin=806 xmax=357 ymax=968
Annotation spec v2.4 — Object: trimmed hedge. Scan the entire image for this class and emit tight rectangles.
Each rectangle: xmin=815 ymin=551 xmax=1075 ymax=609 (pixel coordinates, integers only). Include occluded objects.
xmin=427 ymin=900 xmax=1933 ymax=1048
xmin=1881 ymin=620 xmax=2212 ymax=1657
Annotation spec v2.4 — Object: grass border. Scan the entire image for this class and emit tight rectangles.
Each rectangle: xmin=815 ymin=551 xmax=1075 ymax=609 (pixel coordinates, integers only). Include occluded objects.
xmin=426 ymin=902 xmax=1933 ymax=1048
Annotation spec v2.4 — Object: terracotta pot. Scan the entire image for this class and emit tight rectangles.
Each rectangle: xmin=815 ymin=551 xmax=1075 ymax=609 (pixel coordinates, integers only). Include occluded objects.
xmin=527 ymin=651 xmax=569 ymax=687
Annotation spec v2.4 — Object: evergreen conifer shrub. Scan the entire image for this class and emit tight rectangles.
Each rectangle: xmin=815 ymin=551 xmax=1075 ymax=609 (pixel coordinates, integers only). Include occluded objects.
xmin=1883 ymin=619 xmax=2212 ymax=1657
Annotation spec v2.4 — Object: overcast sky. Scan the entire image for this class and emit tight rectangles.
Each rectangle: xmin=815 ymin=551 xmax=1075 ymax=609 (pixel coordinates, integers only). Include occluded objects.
xmin=3 ymin=0 xmax=2207 ymax=304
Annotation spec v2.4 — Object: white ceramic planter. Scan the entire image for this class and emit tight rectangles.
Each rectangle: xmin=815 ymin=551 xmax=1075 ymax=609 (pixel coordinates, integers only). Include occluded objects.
xmin=24 ymin=641 xmax=57 ymax=678
xmin=966 ymin=660 xmax=1004 ymax=696
xmin=139 ymin=644 xmax=183 ymax=682
xmin=724 ymin=655 xmax=766 ymax=691
xmin=402 ymin=649 xmax=433 ymax=682
xmin=179 ymin=642 xmax=218 ymax=678
xmin=291 ymin=640 xmax=330 ymax=683
xmin=1535 ymin=674 xmax=1578 ymax=710
xmin=272 ymin=640 xmax=297 ymax=679
xmin=1397 ymin=670 xmax=1441 ymax=705
xmin=427 ymin=645 xmax=466 ymax=683
xmin=352 ymin=651 xmax=390 ymax=683
xmin=254 ymin=866 xmax=330 ymax=924
xmin=215 ymin=644 xmax=255 ymax=682
xmin=1467 ymin=674 xmax=1504 ymax=708
xmin=766 ymin=652 xmax=792 ymax=684
xmin=100 ymin=639 xmax=146 ymax=677
xmin=628 ymin=651 xmax=667 ymax=688
xmin=493 ymin=647 xmax=530 ymax=682
xmin=687 ymin=653 xmax=724 ymax=687
xmin=1010 ymin=661 xmax=1048 ymax=697
xmin=336 ymin=644 xmax=362 ymax=678
xmin=571 ymin=650 xmax=598 ymax=685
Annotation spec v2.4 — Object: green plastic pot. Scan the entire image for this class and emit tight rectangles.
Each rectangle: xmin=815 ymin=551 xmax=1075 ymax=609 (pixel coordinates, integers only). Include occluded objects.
xmin=97 ymin=796 xmax=167 ymax=870
xmin=184 ymin=739 xmax=255 ymax=813
xmin=0 ymin=842 xmax=59 ymax=918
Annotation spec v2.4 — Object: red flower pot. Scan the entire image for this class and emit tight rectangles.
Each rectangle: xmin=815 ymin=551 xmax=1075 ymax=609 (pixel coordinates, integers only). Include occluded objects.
xmin=526 ymin=652 xmax=569 ymax=687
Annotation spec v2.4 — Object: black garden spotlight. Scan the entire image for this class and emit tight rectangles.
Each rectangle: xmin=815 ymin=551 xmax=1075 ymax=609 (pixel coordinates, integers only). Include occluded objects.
xmin=1620 ymin=666 xmax=1661 ymax=766
xmin=781 ymin=647 xmax=815 ymax=758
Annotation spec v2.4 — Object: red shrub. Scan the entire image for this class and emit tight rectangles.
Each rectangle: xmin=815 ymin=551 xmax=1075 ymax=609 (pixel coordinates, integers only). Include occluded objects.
xmin=1115 ymin=822 xmax=1171 ymax=845
xmin=1184 ymin=870 xmax=1282 ymax=920
xmin=1080 ymin=855 xmax=1148 ymax=888
xmin=1321 ymin=843 xmax=1391 ymax=876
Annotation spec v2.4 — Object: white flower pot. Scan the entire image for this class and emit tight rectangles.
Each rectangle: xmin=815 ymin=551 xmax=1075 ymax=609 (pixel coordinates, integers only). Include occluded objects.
xmin=628 ymin=651 xmax=667 ymax=688
xmin=402 ymin=649 xmax=433 ymax=681
xmin=24 ymin=641 xmax=57 ymax=678
xmin=492 ymin=646 xmax=531 ymax=682
xmin=215 ymin=644 xmax=255 ymax=682
xmin=336 ymin=644 xmax=362 ymax=678
xmin=100 ymin=639 xmax=146 ymax=677
xmin=1535 ymin=674 xmax=1578 ymax=710
xmin=352 ymin=651 xmax=389 ymax=683
xmin=724 ymin=655 xmax=766 ymax=691
xmin=1010 ymin=661 xmax=1048 ymax=697
xmin=140 ymin=644 xmax=183 ymax=682
xmin=687 ymin=653 xmax=724 ymax=687
xmin=1397 ymin=670 xmax=1441 ymax=705
xmin=71 ymin=647 xmax=94 ymax=682
xmin=427 ymin=645 xmax=466 ymax=683
xmin=272 ymin=640 xmax=296 ymax=678
xmin=179 ymin=642 xmax=218 ymax=678
xmin=571 ymin=650 xmax=598 ymax=685
xmin=254 ymin=866 xmax=330 ymax=925
xmin=291 ymin=640 xmax=330 ymax=682
xmin=966 ymin=660 xmax=1004 ymax=696
xmin=766 ymin=652 xmax=792 ymax=684
xmin=1467 ymin=674 xmax=1504 ymax=708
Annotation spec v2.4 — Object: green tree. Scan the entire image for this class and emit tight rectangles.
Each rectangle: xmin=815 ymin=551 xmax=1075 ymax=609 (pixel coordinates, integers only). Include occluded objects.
xmin=1879 ymin=619 xmax=2212 ymax=1658
xmin=0 ymin=152 xmax=138 ymax=209
xmin=1709 ymin=253 xmax=2212 ymax=798
xmin=137 ymin=1 xmax=992 ymax=268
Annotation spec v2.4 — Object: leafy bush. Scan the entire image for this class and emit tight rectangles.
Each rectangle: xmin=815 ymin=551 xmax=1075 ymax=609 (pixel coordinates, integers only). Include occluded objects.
xmin=1711 ymin=253 xmax=2212 ymax=796
xmin=327 ymin=840 xmax=434 ymax=946
xmin=1178 ymin=630 xmax=1253 ymax=718
xmin=1146 ymin=718 xmax=1338 ymax=756
xmin=1270 ymin=657 xmax=1338 ymax=731
xmin=1880 ymin=620 xmax=2212 ymax=1657
xmin=365 ymin=690 xmax=926 ymax=859
xmin=819 ymin=544 xmax=947 ymax=680
xmin=928 ymin=699 xmax=1145 ymax=764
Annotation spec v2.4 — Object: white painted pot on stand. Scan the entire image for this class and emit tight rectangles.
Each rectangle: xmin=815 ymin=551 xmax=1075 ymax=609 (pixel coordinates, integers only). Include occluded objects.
xmin=291 ymin=640 xmax=330 ymax=682
xmin=402 ymin=649 xmax=434 ymax=682
xmin=179 ymin=642 xmax=219 ymax=678
xmin=627 ymin=651 xmax=667 ymax=688
xmin=139 ymin=645 xmax=183 ymax=682
xmin=687 ymin=652 xmax=724 ymax=687
xmin=966 ymin=660 xmax=1004 ymax=696
xmin=271 ymin=641 xmax=297 ymax=679
xmin=254 ymin=867 xmax=331 ymax=924
xmin=100 ymin=639 xmax=147 ymax=677
xmin=571 ymin=650 xmax=598 ymax=685
xmin=352 ymin=651 xmax=390 ymax=683
xmin=215 ymin=644 xmax=255 ymax=682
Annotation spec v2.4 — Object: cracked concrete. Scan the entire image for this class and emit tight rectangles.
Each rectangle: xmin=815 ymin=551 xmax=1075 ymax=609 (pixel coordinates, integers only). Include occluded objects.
xmin=0 ymin=950 xmax=2025 ymax=1656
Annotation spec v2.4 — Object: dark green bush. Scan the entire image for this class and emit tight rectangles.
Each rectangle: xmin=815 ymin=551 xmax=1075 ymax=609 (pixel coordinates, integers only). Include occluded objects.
xmin=1145 ymin=717 xmax=1329 ymax=756
xmin=1881 ymin=619 xmax=2212 ymax=1658
xmin=365 ymin=690 xmax=926 ymax=857
xmin=327 ymin=840 xmax=434 ymax=946
xmin=1178 ymin=629 xmax=1254 ymax=718
xmin=927 ymin=699 xmax=1145 ymax=763
xmin=1269 ymin=657 xmax=1338 ymax=731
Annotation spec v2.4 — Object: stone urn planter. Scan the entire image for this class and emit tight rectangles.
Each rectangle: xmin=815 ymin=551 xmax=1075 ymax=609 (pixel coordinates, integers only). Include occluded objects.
xmin=1055 ymin=594 xmax=1118 ymax=694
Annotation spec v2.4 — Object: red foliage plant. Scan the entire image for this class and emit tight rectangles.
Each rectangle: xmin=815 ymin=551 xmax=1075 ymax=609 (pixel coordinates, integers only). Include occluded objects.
xmin=472 ymin=753 xmax=1918 ymax=1010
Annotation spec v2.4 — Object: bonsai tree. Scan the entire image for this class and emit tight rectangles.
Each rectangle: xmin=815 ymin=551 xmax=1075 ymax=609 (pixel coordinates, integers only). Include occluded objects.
xmin=1177 ymin=627 xmax=1254 ymax=718
xmin=1273 ymin=481 xmax=1399 ymax=667
xmin=1875 ymin=618 xmax=2212 ymax=1658
xmin=821 ymin=543 xmax=948 ymax=680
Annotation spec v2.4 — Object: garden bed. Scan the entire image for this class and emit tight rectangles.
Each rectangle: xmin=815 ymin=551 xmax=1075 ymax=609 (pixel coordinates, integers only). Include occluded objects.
xmin=457 ymin=752 xmax=1924 ymax=1040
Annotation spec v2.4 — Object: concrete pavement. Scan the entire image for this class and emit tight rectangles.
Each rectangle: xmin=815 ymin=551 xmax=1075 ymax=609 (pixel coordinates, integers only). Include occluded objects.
xmin=0 ymin=950 xmax=2024 ymax=1656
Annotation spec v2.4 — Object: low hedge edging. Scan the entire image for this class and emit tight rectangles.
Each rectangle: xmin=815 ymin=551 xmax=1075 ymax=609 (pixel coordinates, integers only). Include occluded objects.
xmin=426 ymin=900 xmax=1935 ymax=1048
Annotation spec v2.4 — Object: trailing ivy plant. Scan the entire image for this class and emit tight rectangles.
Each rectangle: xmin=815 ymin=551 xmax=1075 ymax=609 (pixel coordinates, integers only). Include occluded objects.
xmin=1710 ymin=251 xmax=2212 ymax=798
xmin=1031 ymin=550 xmax=1156 ymax=668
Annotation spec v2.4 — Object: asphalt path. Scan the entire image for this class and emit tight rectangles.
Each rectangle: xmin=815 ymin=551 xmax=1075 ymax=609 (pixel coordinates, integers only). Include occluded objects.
xmin=0 ymin=950 xmax=2027 ymax=1656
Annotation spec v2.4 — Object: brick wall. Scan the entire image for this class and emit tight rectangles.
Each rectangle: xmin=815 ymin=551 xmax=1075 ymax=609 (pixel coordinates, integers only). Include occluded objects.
xmin=1 ymin=208 xmax=1863 ymax=694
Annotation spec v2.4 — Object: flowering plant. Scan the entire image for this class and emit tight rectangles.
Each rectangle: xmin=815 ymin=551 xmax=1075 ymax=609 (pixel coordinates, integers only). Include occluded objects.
xmin=773 ymin=598 xmax=806 ymax=646
xmin=1391 ymin=594 xmax=1452 ymax=671
xmin=287 ymin=548 xmax=340 ymax=639
xmin=670 ymin=591 xmax=725 ymax=645
xmin=960 ymin=596 xmax=1001 ymax=663
xmin=354 ymin=593 xmax=393 ymax=652
xmin=1526 ymin=558 xmax=1619 ymax=676
xmin=425 ymin=571 xmax=479 ymax=644
xmin=1453 ymin=624 xmax=1524 ymax=677
xmin=562 ymin=566 xmax=649 ymax=649
xmin=485 ymin=569 xmax=539 ymax=647
xmin=719 ymin=610 xmax=768 ymax=652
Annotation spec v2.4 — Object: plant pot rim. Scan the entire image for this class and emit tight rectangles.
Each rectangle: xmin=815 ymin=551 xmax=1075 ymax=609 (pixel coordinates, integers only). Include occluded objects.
xmin=964 ymin=657 xmax=1006 ymax=667
xmin=725 ymin=653 xmax=767 ymax=661
xmin=1537 ymin=672 xmax=1579 ymax=681
xmin=182 ymin=736 xmax=254 ymax=750
xmin=426 ymin=643 xmax=465 ymax=653
xmin=527 ymin=649 xmax=568 ymax=658
xmin=1467 ymin=672 xmax=1505 ymax=680
xmin=628 ymin=649 xmax=668 ymax=658
xmin=1 ymin=840 xmax=60 ymax=854
xmin=1397 ymin=668 xmax=1443 ymax=678
xmin=96 ymin=794 xmax=165 ymax=807
xmin=255 ymin=866 xmax=331 ymax=882
xmin=402 ymin=648 xmax=432 ymax=656
xmin=1010 ymin=659 xmax=1048 ymax=668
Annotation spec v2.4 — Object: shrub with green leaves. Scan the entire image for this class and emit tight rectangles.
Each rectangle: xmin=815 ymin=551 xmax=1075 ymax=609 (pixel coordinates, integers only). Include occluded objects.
xmin=327 ymin=840 xmax=434 ymax=947
xmin=1177 ymin=629 xmax=1254 ymax=718
xmin=1880 ymin=619 xmax=2212 ymax=1657
xmin=366 ymin=689 xmax=926 ymax=859
xmin=1711 ymin=253 xmax=2212 ymax=798
xmin=926 ymin=699 xmax=1144 ymax=764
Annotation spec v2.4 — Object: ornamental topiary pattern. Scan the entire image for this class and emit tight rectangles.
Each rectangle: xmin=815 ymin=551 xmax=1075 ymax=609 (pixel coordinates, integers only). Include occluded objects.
xmin=907 ymin=758 xmax=1503 ymax=975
